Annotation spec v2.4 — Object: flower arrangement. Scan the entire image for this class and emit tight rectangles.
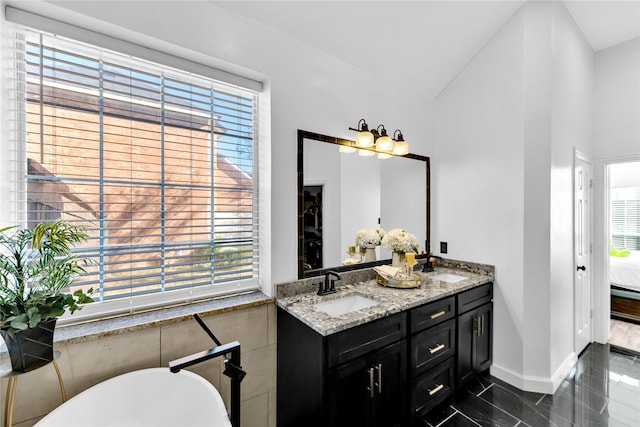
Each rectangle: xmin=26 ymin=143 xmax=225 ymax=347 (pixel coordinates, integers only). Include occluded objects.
xmin=381 ymin=228 xmax=419 ymax=254
xmin=355 ymin=228 xmax=385 ymax=247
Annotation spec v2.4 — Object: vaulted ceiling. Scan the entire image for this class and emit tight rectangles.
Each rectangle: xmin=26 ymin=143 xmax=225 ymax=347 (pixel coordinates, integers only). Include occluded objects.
xmin=212 ymin=1 xmax=640 ymax=99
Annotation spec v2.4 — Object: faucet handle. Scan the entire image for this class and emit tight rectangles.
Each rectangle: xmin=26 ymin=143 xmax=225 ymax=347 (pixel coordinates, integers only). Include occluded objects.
xmin=315 ymin=280 xmax=326 ymax=296
xmin=326 ymin=271 xmax=341 ymax=293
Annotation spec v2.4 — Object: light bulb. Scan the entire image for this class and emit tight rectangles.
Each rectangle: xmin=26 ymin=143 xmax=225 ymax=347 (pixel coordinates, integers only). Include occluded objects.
xmin=355 ymin=130 xmax=374 ymax=148
xmin=358 ymin=149 xmax=375 ymax=157
xmin=376 ymin=135 xmax=393 ymax=152
xmin=392 ymin=139 xmax=409 ymax=155
xmin=377 ymin=152 xmax=392 ymax=160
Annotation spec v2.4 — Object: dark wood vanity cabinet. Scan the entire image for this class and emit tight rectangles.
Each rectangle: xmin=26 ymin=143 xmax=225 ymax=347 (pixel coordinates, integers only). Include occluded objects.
xmin=456 ymin=284 xmax=493 ymax=387
xmin=408 ymin=297 xmax=457 ymax=420
xmin=277 ymin=309 xmax=407 ymax=427
xmin=328 ymin=340 xmax=406 ymax=427
xmin=277 ymin=282 xmax=493 ymax=427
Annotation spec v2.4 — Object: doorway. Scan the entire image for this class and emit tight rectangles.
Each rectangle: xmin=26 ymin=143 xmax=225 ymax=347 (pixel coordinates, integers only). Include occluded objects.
xmin=303 ymin=185 xmax=324 ymax=271
xmin=607 ymin=161 xmax=640 ymax=354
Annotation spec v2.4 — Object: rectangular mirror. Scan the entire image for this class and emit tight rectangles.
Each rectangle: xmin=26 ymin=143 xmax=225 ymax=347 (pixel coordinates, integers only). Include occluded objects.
xmin=298 ymin=129 xmax=431 ymax=278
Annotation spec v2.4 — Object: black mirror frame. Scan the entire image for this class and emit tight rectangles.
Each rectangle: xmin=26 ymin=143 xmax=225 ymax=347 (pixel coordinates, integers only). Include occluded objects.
xmin=297 ymin=129 xmax=431 ymax=279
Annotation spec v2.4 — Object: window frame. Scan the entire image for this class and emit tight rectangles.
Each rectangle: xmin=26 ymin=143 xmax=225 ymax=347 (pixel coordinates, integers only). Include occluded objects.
xmin=2 ymin=12 xmax=270 ymax=324
xmin=610 ymin=190 xmax=640 ymax=250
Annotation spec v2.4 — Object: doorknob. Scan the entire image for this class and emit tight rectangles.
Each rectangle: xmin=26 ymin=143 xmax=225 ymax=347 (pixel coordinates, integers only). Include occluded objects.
xmin=577 ymin=265 xmax=586 ymax=271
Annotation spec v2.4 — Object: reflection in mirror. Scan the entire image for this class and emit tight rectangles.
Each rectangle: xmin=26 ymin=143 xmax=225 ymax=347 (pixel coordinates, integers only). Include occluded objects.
xmin=298 ymin=130 xmax=430 ymax=278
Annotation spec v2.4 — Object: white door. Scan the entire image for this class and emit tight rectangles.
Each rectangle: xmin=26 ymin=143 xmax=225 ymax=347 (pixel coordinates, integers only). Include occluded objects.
xmin=574 ymin=155 xmax=592 ymax=354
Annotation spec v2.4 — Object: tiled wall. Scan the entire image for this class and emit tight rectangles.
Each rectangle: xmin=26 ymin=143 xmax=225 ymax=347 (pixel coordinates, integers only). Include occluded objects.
xmin=1 ymin=303 xmax=276 ymax=427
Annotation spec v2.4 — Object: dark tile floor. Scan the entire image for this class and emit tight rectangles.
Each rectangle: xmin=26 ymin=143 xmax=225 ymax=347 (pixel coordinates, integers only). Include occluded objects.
xmin=420 ymin=344 xmax=640 ymax=427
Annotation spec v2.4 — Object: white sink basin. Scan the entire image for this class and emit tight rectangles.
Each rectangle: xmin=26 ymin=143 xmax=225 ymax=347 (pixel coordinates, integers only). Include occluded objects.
xmin=431 ymin=273 xmax=467 ymax=283
xmin=314 ymin=294 xmax=379 ymax=317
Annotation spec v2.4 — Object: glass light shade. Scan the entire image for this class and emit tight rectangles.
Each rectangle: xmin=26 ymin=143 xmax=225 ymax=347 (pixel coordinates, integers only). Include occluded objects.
xmin=377 ymin=152 xmax=392 ymax=160
xmin=358 ymin=149 xmax=375 ymax=157
xmin=339 ymin=144 xmax=356 ymax=154
xmin=376 ymin=135 xmax=393 ymax=152
xmin=392 ymin=139 xmax=409 ymax=155
xmin=355 ymin=131 xmax=374 ymax=148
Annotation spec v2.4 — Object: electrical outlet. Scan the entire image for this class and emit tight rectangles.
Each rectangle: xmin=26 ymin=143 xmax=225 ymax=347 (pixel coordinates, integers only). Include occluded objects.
xmin=440 ymin=242 xmax=448 ymax=254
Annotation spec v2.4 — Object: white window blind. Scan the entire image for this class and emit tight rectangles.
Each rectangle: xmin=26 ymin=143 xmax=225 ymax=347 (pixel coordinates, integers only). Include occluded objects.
xmin=610 ymin=188 xmax=640 ymax=250
xmin=6 ymin=27 xmax=260 ymax=320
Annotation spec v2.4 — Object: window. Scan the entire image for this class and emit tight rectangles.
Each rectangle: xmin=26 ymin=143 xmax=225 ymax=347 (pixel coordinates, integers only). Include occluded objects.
xmin=6 ymin=27 xmax=261 ymax=320
xmin=610 ymin=188 xmax=640 ymax=250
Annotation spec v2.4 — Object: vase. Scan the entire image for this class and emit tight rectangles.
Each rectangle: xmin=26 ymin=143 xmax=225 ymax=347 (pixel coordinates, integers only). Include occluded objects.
xmin=392 ymin=252 xmax=405 ymax=267
xmin=0 ymin=318 xmax=56 ymax=373
xmin=363 ymin=245 xmax=377 ymax=262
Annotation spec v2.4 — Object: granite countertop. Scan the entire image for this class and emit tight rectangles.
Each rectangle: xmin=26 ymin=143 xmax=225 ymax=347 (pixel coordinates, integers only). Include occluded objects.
xmin=276 ymin=267 xmax=493 ymax=336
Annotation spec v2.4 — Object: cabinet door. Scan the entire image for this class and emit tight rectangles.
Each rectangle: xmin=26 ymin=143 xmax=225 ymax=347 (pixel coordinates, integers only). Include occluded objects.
xmin=372 ymin=341 xmax=407 ymax=427
xmin=456 ymin=307 xmax=476 ymax=386
xmin=474 ymin=303 xmax=492 ymax=374
xmin=456 ymin=302 xmax=492 ymax=387
xmin=328 ymin=341 xmax=406 ymax=427
xmin=328 ymin=354 xmax=375 ymax=427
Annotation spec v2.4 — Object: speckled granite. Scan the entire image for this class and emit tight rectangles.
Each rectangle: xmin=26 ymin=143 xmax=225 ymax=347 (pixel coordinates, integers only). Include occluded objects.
xmin=53 ymin=291 xmax=273 ymax=345
xmin=439 ymin=258 xmax=495 ymax=277
xmin=276 ymin=268 xmax=378 ymax=298
xmin=276 ymin=266 xmax=493 ymax=336
xmin=275 ymin=258 xmax=493 ymax=299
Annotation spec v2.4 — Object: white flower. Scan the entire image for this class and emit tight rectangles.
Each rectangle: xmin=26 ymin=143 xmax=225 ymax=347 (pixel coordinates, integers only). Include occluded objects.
xmin=355 ymin=228 xmax=385 ymax=247
xmin=381 ymin=228 xmax=419 ymax=254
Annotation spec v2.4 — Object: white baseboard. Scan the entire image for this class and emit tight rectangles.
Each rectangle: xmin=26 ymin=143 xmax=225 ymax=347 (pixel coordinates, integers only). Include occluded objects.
xmin=490 ymin=351 xmax=577 ymax=394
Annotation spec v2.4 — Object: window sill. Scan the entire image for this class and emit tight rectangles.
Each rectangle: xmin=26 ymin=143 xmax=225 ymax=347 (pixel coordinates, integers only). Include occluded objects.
xmin=53 ymin=291 xmax=274 ymax=345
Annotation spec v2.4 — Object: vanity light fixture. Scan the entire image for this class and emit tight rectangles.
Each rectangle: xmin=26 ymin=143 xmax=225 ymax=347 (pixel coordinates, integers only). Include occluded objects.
xmin=347 ymin=119 xmax=409 ymax=157
xmin=392 ymin=129 xmax=409 ymax=156
xmin=375 ymin=125 xmax=394 ymax=152
xmin=354 ymin=119 xmax=374 ymax=148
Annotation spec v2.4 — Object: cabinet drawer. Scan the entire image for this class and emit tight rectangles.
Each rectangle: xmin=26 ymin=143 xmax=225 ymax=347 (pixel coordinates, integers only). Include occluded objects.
xmin=457 ymin=283 xmax=493 ymax=314
xmin=327 ymin=313 xmax=406 ymax=367
xmin=411 ymin=319 xmax=455 ymax=376
xmin=411 ymin=358 xmax=454 ymax=420
xmin=410 ymin=296 xmax=455 ymax=333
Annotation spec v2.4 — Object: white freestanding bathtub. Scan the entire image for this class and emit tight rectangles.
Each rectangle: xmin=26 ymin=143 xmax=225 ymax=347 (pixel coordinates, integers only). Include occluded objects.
xmin=35 ymin=368 xmax=231 ymax=427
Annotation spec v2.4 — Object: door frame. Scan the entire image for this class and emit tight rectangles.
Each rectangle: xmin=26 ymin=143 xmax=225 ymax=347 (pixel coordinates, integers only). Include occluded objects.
xmin=595 ymin=155 xmax=640 ymax=344
xmin=573 ymin=150 xmax=594 ymax=354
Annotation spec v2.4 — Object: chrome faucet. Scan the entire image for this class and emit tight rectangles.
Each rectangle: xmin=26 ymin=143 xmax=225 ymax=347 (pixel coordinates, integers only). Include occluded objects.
xmin=317 ymin=270 xmax=341 ymax=296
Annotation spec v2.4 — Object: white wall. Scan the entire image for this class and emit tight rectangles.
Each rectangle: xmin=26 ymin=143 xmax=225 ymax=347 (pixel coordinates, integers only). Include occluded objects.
xmin=4 ymin=0 xmax=435 ymax=290
xmin=594 ymin=38 xmax=640 ymax=161
xmin=435 ymin=1 xmax=593 ymax=393
xmin=592 ymin=37 xmax=640 ymax=343
xmin=379 ymin=157 xmax=428 ymax=258
xmin=434 ymin=5 xmax=526 ymax=383
xmin=548 ymin=0 xmax=594 ymax=379
xmin=341 ymin=154 xmax=382 ymax=260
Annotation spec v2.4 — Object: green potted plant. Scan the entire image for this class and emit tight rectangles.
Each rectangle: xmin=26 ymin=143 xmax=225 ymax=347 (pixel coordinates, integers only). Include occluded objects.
xmin=0 ymin=220 xmax=93 ymax=372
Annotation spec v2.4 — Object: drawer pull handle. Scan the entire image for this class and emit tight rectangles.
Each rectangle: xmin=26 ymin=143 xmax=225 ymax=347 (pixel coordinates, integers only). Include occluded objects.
xmin=367 ymin=367 xmax=375 ymax=398
xmin=375 ymin=363 xmax=382 ymax=394
xmin=428 ymin=343 xmax=445 ymax=354
xmin=428 ymin=384 xmax=444 ymax=396
xmin=430 ymin=310 xmax=446 ymax=319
